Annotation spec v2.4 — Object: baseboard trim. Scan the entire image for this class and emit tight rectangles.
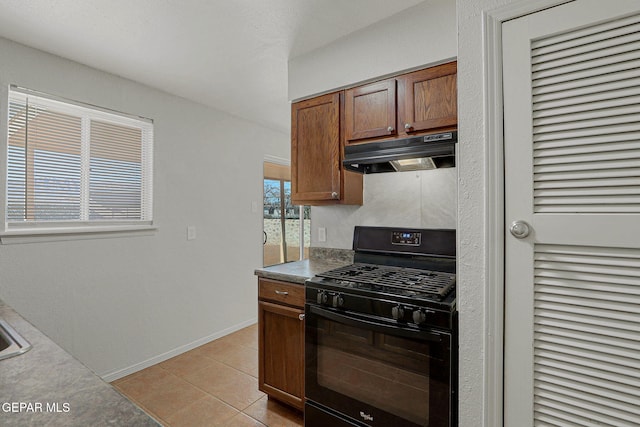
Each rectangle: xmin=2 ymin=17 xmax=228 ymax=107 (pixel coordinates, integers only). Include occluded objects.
xmin=100 ymin=317 xmax=257 ymax=383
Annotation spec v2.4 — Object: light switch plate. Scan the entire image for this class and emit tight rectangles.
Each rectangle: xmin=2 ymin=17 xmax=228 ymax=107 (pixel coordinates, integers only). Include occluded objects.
xmin=318 ymin=227 xmax=326 ymax=242
xmin=187 ymin=226 xmax=196 ymax=240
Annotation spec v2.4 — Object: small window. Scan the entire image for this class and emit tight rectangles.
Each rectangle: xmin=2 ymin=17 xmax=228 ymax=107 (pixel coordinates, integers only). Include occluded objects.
xmin=5 ymin=86 xmax=153 ymax=235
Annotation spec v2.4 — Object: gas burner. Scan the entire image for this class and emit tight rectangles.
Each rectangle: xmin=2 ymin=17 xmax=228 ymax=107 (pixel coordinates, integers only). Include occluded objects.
xmin=317 ymin=263 xmax=455 ymax=301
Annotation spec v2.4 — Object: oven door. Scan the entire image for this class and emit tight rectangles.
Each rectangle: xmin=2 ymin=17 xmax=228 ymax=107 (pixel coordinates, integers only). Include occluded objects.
xmin=305 ymin=304 xmax=453 ymax=427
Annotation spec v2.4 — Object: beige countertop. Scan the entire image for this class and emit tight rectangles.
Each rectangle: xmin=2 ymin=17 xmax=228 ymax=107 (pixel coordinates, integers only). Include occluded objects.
xmin=0 ymin=298 xmax=159 ymax=427
xmin=254 ymin=247 xmax=353 ymax=284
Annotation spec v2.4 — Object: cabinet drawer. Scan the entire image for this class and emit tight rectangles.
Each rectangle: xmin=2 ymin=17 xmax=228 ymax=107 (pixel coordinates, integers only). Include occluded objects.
xmin=259 ymin=279 xmax=305 ymax=307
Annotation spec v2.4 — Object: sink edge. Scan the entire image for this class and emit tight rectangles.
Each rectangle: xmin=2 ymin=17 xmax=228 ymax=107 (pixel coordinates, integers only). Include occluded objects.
xmin=0 ymin=318 xmax=32 ymax=361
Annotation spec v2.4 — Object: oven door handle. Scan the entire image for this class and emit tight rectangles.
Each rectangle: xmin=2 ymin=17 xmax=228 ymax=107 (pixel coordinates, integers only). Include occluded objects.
xmin=307 ymin=305 xmax=444 ymax=342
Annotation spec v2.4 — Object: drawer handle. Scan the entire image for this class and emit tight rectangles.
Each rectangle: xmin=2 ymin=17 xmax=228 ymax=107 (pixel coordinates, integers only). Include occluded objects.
xmin=274 ymin=290 xmax=289 ymax=296
xmin=299 ymin=314 xmax=305 ymax=321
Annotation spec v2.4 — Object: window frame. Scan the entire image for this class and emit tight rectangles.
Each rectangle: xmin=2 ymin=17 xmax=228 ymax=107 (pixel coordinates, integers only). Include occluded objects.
xmin=263 ymin=159 xmax=310 ymax=266
xmin=2 ymin=85 xmax=155 ymax=242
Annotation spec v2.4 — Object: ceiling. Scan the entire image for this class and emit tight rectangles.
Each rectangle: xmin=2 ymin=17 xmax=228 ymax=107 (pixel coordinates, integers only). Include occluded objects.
xmin=0 ymin=0 xmax=425 ymax=134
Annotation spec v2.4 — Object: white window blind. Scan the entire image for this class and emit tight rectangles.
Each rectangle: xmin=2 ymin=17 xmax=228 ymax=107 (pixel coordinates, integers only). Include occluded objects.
xmin=6 ymin=86 xmax=153 ymax=232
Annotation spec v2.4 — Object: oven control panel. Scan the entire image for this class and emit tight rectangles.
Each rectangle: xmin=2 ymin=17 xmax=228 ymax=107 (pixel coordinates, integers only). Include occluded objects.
xmin=391 ymin=231 xmax=421 ymax=246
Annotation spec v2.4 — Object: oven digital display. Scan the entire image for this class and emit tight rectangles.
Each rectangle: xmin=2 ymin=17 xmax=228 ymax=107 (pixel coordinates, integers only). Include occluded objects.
xmin=391 ymin=231 xmax=421 ymax=246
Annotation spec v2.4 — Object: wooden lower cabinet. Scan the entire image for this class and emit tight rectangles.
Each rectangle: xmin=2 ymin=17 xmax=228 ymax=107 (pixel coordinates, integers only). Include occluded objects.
xmin=258 ymin=278 xmax=305 ymax=410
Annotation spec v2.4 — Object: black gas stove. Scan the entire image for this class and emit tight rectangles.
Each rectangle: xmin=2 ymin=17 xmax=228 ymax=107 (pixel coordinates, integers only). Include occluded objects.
xmin=305 ymin=226 xmax=458 ymax=427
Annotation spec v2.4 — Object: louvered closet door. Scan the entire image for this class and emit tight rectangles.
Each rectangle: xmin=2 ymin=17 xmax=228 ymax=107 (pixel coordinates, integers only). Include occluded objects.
xmin=503 ymin=1 xmax=640 ymax=426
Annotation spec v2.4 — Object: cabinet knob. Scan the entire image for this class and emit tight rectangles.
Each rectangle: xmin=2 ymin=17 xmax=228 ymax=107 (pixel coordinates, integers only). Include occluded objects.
xmin=298 ymin=314 xmax=305 ymax=321
xmin=404 ymin=123 xmax=412 ymax=130
xmin=331 ymin=192 xmax=338 ymax=199
xmin=387 ymin=126 xmax=394 ymax=133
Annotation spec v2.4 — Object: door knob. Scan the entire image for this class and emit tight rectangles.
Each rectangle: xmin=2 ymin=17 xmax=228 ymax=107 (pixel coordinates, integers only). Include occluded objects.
xmin=509 ymin=220 xmax=531 ymax=239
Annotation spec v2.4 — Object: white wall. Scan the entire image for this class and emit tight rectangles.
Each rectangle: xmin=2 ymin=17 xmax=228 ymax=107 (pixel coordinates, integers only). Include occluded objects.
xmin=0 ymin=37 xmax=289 ymax=379
xmin=288 ymin=0 xmax=457 ymax=101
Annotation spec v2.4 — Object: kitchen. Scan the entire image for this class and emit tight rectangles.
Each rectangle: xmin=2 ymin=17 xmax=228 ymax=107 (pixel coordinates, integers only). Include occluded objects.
xmin=1 ymin=1 xmax=639 ymax=426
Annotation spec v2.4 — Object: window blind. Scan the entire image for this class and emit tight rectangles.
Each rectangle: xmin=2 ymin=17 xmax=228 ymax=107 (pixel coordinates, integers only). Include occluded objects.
xmin=6 ymin=87 xmax=153 ymax=230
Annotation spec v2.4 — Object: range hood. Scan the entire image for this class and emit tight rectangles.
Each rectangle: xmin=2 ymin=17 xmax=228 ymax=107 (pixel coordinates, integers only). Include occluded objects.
xmin=343 ymin=131 xmax=457 ymax=173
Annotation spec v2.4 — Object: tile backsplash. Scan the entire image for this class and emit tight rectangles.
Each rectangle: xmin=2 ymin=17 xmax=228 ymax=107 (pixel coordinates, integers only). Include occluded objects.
xmin=311 ymin=168 xmax=457 ymax=249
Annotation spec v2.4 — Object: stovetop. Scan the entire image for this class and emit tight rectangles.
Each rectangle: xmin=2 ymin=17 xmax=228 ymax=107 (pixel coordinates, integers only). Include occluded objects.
xmin=315 ymin=263 xmax=455 ymax=302
xmin=306 ymin=264 xmax=456 ymax=329
xmin=305 ymin=226 xmax=457 ymax=329
xmin=318 ymin=263 xmax=456 ymax=300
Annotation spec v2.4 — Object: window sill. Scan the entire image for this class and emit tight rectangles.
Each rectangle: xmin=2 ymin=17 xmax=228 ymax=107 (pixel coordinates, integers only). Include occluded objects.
xmin=0 ymin=224 xmax=158 ymax=244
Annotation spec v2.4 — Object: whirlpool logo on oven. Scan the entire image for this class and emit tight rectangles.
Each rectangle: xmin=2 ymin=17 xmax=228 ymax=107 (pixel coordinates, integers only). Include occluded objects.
xmin=360 ymin=411 xmax=374 ymax=422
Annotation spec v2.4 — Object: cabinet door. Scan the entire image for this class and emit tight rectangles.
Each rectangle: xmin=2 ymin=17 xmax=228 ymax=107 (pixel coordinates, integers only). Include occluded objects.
xmin=344 ymin=79 xmax=397 ymax=143
xmin=400 ymin=62 xmax=457 ymax=134
xmin=258 ymin=300 xmax=304 ymax=410
xmin=291 ymin=92 xmax=341 ymax=203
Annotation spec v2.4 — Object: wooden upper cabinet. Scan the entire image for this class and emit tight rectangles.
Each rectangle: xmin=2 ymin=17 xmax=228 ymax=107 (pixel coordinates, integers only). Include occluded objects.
xmin=344 ymin=61 xmax=457 ymax=145
xmin=291 ymin=91 xmax=363 ymax=206
xmin=289 ymin=62 xmax=455 ymax=206
xmin=399 ymin=61 xmax=457 ymax=134
xmin=344 ymin=79 xmax=397 ymax=142
xmin=291 ymin=92 xmax=341 ymax=203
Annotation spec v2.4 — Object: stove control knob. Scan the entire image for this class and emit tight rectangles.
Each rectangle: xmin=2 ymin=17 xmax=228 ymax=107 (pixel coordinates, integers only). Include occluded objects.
xmin=332 ymin=294 xmax=344 ymax=308
xmin=392 ymin=305 xmax=405 ymax=320
xmin=317 ymin=290 xmax=328 ymax=305
xmin=412 ymin=309 xmax=427 ymax=325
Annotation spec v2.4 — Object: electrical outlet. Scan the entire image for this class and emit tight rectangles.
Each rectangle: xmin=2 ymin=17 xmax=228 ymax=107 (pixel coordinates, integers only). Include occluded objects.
xmin=318 ymin=227 xmax=326 ymax=242
xmin=187 ymin=226 xmax=196 ymax=240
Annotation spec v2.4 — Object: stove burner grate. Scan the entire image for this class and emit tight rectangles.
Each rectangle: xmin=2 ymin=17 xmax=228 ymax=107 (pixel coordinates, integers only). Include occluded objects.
xmin=317 ymin=263 xmax=455 ymax=297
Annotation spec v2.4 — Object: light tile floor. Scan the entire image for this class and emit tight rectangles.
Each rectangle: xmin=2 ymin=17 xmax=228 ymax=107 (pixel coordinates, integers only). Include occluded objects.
xmin=112 ymin=324 xmax=303 ymax=427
